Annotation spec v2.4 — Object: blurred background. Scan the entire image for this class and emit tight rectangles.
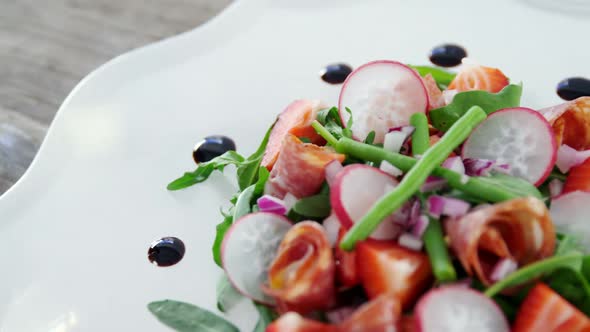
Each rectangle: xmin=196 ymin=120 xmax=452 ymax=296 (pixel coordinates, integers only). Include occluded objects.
xmin=0 ymin=0 xmax=231 ymax=194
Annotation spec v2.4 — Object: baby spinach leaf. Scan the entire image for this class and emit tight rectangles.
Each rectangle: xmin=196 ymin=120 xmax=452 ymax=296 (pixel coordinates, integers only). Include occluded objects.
xmin=237 ymin=124 xmax=273 ymax=191
xmin=292 ymin=194 xmax=331 ymax=219
xmin=168 ymin=151 xmax=245 ymax=191
xmin=148 ymin=300 xmax=239 ymax=332
xmin=546 ymin=268 xmax=590 ymax=315
xmin=430 ymin=84 xmax=523 ymax=132
xmin=216 ymin=275 xmax=242 ymax=312
xmin=252 ymin=303 xmax=278 ymax=332
xmin=212 ymin=215 xmax=233 ymax=267
xmin=485 ymin=252 xmax=583 ymax=297
xmin=409 ymin=65 xmax=457 ymax=87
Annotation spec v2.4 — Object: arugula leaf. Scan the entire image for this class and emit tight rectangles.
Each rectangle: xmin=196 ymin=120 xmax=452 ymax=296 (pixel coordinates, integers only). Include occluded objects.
xmin=546 ymin=268 xmax=590 ymax=315
xmin=252 ymin=303 xmax=278 ymax=332
xmin=168 ymin=151 xmax=245 ymax=191
xmin=216 ymin=275 xmax=242 ymax=312
xmin=291 ymin=194 xmax=331 ymax=219
xmin=430 ymin=84 xmax=523 ymax=132
xmin=233 ymin=185 xmax=256 ymax=221
xmin=485 ymin=252 xmax=583 ymax=297
xmin=212 ymin=215 xmax=232 ymax=267
xmin=237 ymin=125 xmax=273 ymax=191
xmin=148 ymin=300 xmax=239 ymax=332
xmin=476 ymin=173 xmax=543 ymax=200
xmin=254 ymin=167 xmax=270 ymax=197
xmin=409 ymin=65 xmax=457 ymax=87
xmin=343 ymin=107 xmax=354 ymax=138
xmin=317 ymin=107 xmax=343 ymax=127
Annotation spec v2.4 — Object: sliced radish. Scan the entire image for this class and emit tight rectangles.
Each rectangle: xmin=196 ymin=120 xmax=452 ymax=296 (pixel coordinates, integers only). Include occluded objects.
xmin=331 ymin=164 xmax=401 ymax=240
xmin=221 ymin=212 xmax=292 ymax=304
xmin=339 ymin=60 xmax=428 ymax=144
xmin=415 ymin=286 xmax=510 ymax=332
xmin=550 ymin=191 xmax=590 ymax=250
xmin=462 ymin=107 xmax=557 ymax=185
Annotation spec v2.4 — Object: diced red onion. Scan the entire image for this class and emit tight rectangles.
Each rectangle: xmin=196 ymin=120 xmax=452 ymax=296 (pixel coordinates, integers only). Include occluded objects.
xmin=323 ymin=213 xmax=341 ymax=247
xmin=391 ymin=200 xmax=413 ymax=226
xmin=442 ymin=156 xmax=465 ymax=174
xmin=549 ymin=179 xmax=564 ymax=198
xmin=454 ymin=278 xmax=472 ymax=288
xmin=325 ymin=160 xmax=344 ymax=187
xmin=420 ymin=176 xmax=447 ymax=192
xmin=442 ymin=89 xmax=458 ymax=105
xmin=460 ymin=174 xmax=470 ymax=184
xmin=257 ymin=195 xmax=288 ymax=215
xmin=490 ymin=258 xmax=518 ymax=282
xmin=325 ymin=306 xmax=357 ymax=324
xmin=398 ymin=233 xmax=424 ymax=251
xmin=409 ymin=200 xmax=421 ymax=226
xmin=282 ymin=192 xmax=298 ymax=211
xmin=384 ymin=127 xmax=414 ymax=153
xmin=494 ymin=163 xmax=511 ymax=174
xmin=428 ymin=195 xmax=470 ymax=218
xmin=463 ymin=158 xmax=495 ymax=176
xmin=556 ymin=144 xmax=590 ymax=173
xmin=411 ymin=215 xmax=430 ymax=238
xmin=380 ymin=160 xmax=403 ymax=177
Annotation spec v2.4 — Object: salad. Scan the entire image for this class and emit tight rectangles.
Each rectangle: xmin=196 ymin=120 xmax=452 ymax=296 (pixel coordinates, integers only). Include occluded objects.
xmin=150 ymin=59 xmax=590 ymax=332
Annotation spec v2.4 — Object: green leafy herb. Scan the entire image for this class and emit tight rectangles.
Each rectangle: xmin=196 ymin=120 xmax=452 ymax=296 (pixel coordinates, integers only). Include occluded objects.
xmin=343 ymin=107 xmax=354 ymax=138
xmin=484 ymin=252 xmax=583 ymax=297
xmin=216 ymin=276 xmax=242 ymax=312
xmin=254 ymin=167 xmax=270 ymax=197
xmin=430 ymin=84 xmax=523 ymax=132
xmin=364 ymin=131 xmax=376 ymax=145
xmin=233 ymin=185 xmax=256 ymax=221
xmin=291 ymin=194 xmax=331 ymax=219
xmin=317 ymin=107 xmax=343 ymax=126
xmin=236 ymin=125 xmax=273 ymax=191
xmin=148 ymin=300 xmax=239 ymax=332
xmin=212 ymin=215 xmax=232 ymax=267
xmin=409 ymin=65 xmax=456 ymax=87
xmin=168 ymin=151 xmax=245 ymax=191
xmin=252 ymin=303 xmax=278 ymax=332
xmin=546 ymin=268 xmax=590 ymax=315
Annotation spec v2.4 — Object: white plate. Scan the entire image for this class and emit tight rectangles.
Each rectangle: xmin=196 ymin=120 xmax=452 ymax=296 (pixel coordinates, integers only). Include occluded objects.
xmin=1 ymin=0 xmax=589 ymax=331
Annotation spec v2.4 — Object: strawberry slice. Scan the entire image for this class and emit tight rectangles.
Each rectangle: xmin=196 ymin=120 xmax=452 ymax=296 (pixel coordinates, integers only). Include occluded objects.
xmin=564 ymin=157 xmax=590 ymax=194
xmin=262 ymin=100 xmax=325 ymax=169
xmin=335 ymin=228 xmax=360 ymax=288
xmin=356 ymin=240 xmax=432 ymax=309
xmin=448 ymin=64 xmax=509 ymax=93
xmin=513 ymin=283 xmax=590 ymax=332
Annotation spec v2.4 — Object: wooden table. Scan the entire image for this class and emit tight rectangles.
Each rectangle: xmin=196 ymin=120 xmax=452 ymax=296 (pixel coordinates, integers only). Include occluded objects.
xmin=0 ymin=0 xmax=231 ymax=194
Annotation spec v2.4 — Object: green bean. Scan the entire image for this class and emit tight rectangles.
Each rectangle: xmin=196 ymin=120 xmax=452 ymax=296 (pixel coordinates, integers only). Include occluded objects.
xmin=410 ymin=113 xmax=430 ymax=155
xmin=335 ymin=139 xmax=520 ymax=202
xmin=340 ymin=106 xmax=487 ymax=250
xmin=423 ymin=217 xmax=457 ymax=282
xmin=311 ymin=120 xmax=338 ymax=146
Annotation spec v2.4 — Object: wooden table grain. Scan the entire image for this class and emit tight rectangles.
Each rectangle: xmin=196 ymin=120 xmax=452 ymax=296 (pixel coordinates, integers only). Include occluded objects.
xmin=0 ymin=0 xmax=231 ymax=194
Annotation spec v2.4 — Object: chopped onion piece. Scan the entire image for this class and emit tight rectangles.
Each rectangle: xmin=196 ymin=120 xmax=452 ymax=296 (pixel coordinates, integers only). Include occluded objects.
xmin=384 ymin=128 xmax=413 ymax=153
xmin=322 ymin=213 xmax=341 ymax=247
xmin=442 ymin=156 xmax=465 ymax=174
xmin=257 ymin=195 xmax=288 ymax=215
xmin=549 ymin=179 xmax=564 ymax=198
xmin=420 ymin=176 xmax=447 ymax=192
xmin=399 ymin=233 xmax=423 ymax=251
xmin=442 ymin=89 xmax=459 ymax=104
xmin=412 ymin=215 xmax=430 ymax=238
xmin=325 ymin=160 xmax=344 ymax=187
xmin=283 ymin=192 xmax=298 ymax=211
xmin=460 ymin=174 xmax=470 ymax=184
xmin=388 ymin=125 xmax=416 ymax=135
xmin=463 ymin=158 xmax=495 ymax=176
xmin=379 ymin=160 xmax=403 ymax=177
xmin=556 ymin=144 xmax=590 ymax=173
xmin=428 ymin=195 xmax=470 ymax=218
xmin=490 ymin=258 xmax=518 ymax=282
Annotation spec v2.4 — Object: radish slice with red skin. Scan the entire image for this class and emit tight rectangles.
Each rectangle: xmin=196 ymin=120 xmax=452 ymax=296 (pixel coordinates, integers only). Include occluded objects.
xmin=339 ymin=60 xmax=429 ymax=143
xmin=221 ymin=212 xmax=292 ymax=304
xmin=550 ymin=191 xmax=590 ymax=250
xmin=415 ymin=286 xmax=510 ymax=332
xmin=330 ymin=164 xmax=402 ymax=240
xmin=462 ymin=107 xmax=557 ymax=185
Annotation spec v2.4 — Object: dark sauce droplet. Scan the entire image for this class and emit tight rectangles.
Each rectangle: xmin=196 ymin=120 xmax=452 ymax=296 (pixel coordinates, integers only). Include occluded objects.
xmin=193 ymin=135 xmax=236 ymax=164
xmin=556 ymin=77 xmax=590 ymax=101
xmin=429 ymin=44 xmax=468 ymax=68
xmin=148 ymin=237 xmax=185 ymax=267
xmin=320 ymin=63 xmax=353 ymax=84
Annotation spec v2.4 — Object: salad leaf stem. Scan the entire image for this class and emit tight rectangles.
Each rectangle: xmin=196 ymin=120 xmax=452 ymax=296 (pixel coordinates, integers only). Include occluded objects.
xmin=409 ymin=113 xmax=430 ymax=155
xmin=484 ymin=252 xmax=583 ymax=297
xmin=423 ymin=217 xmax=458 ymax=282
xmin=312 ymin=120 xmax=339 ymax=146
xmin=340 ymin=106 xmax=487 ymax=250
